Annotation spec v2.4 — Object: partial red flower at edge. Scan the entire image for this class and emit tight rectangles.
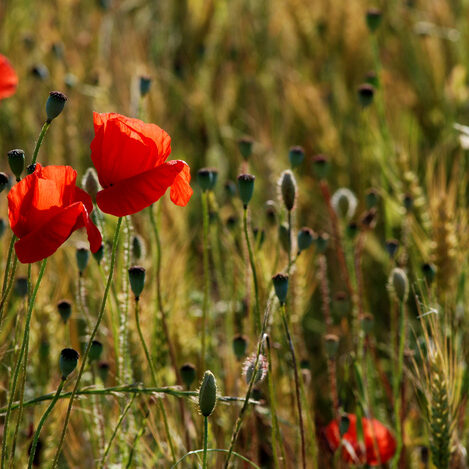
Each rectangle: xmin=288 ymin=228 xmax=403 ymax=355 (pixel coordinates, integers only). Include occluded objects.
xmin=324 ymin=413 xmax=396 ymax=465
xmin=90 ymin=112 xmax=193 ymax=217
xmin=0 ymin=54 xmax=18 ymax=100
xmin=8 ymin=164 xmax=102 ymax=264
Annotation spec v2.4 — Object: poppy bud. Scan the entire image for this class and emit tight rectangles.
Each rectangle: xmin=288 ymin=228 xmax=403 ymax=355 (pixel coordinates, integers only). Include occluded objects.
xmin=404 ymin=193 xmax=413 ymax=212
xmin=346 ymin=222 xmax=358 ymax=240
xmin=422 ymin=263 xmax=436 ymax=284
xmin=360 ymin=208 xmax=377 ymax=229
xmin=358 ymin=84 xmax=375 ymax=107
xmin=289 ymin=146 xmax=305 ymax=168
xmin=333 ymin=291 xmax=350 ymax=317
xmin=385 ymin=239 xmax=399 ymax=258
xmin=300 ymin=359 xmax=310 ymax=370
xmin=365 ymin=188 xmax=379 ymax=209
xmin=233 ymin=334 xmax=248 ymax=360
xmin=243 ymin=353 xmax=268 ymax=385
xmin=0 ymin=219 xmax=6 ymax=238
xmin=197 ymin=168 xmax=218 ymax=192
xmin=237 ymin=174 xmax=255 ymax=208
xmin=324 ymin=334 xmax=339 ymax=359
xmin=180 ymin=363 xmax=196 ymax=388
xmin=139 ymin=75 xmax=152 ymax=97
xmin=389 ymin=268 xmax=409 ymax=303
xmin=76 ymin=245 xmax=90 ymax=273
xmin=57 ymin=300 xmax=72 ymax=323
xmin=8 ymin=149 xmax=25 ymax=181
xmin=198 ymin=370 xmax=217 ymax=417
xmin=46 ymin=91 xmax=68 ymax=122
xmin=82 ymin=167 xmax=100 ymax=201
xmin=331 ymin=187 xmax=357 ymax=220
xmin=312 ymin=154 xmax=329 ymax=180
xmin=297 ymin=227 xmax=315 ymax=252
xmin=128 ymin=266 xmax=146 ymax=299
xmin=361 ymin=313 xmax=374 ymax=335
xmin=265 ymin=200 xmax=277 ymax=227
xmin=315 ymin=232 xmax=329 ymax=254
xmin=278 ymin=223 xmax=290 ymax=253
xmin=89 ymin=340 xmax=103 ymax=362
xmin=366 ymin=8 xmax=382 ymax=32
xmin=339 ymin=414 xmax=350 ymax=436
xmin=92 ymin=244 xmax=104 ymax=264
xmin=237 ymin=137 xmax=254 ymax=160
xmin=14 ymin=277 xmax=28 ymax=298
xmin=272 ymin=273 xmax=289 ymax=305
xmin=59 ymin=348 xmax=79 ymax=379
xmin=98 ymin=362 xmax=110 ymax=383
xmin=132 ymin=234 xmax=145 ymax=261
xmin=0 ymin=172 xmax=9 ymax=193
xmin=278 ymin=170 xmax=297 ymax=211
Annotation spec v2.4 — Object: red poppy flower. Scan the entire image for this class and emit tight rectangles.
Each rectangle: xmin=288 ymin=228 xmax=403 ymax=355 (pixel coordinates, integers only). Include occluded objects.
xmin=0 ymin=54 xmax=18 ymax=100
xmin=90 ymin=112 xmax=193 ymax=217
xmin=324 ymin=413 xmax=396 ymax=465
xmin=8 ymin=164 xmax=102 ymax=264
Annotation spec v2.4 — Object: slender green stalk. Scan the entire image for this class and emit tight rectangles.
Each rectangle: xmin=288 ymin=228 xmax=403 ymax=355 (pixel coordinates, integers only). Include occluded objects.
xmin=279 ymin=303 xmax=306 ymax=469
xmin=0 ymin=236 xmax=17 ymax=331
xmin=52 ymin=217 xmax=123 ymax=469
xmin=27 ymin=379 xmax=65 ymax=469
xmin=31 ymin=121 xmax=51 ymax=166
xmin=243 ymin=207 xmax=261 ymax=334
xmin=203 ymin=416 xmax=208 ymax=469
xmin=125 ymin=409 xmax=151 ymax=468
xmin=1 ymin=259 xmax=47 ymax=469
xmin=100 ymin=393 xmax=137 ymax=468
xmin=135 ymin=298 xmax=176 ymax=462
xmin=173 ymin=449 xmax=260 ymax=469
xmin=201 ymin=191 xmax=210 ymax=371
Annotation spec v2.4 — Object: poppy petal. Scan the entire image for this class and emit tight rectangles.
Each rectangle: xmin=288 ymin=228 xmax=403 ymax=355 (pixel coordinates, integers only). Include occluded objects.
xmin=96 ymin=160 xmax=187 ymax=217
xmin=170 ymin=161 xmax=193 ymax=206
xmin=14 ymin=202 xmax=102 ymax=264
xmin=74 ymin=187 xmax=94 ymax=214
xmin=0 ymin=55 xmax=18 ymax=100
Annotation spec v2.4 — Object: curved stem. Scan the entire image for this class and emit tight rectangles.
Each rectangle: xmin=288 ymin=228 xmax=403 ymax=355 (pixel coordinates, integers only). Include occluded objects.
xmin=31 ymin=121 xmax=51 ymax=166
xmin=28 ymin=379 xmax=65 ymax=469
xmin=203 ymin=416 xmax=208 ymax=469
xmin=172 ymin=448 xmax=260 ymax=469
xmin=52 ymin=217 xmax=123 ymax=469
xmin=1 ymin=259 xmax=47 ymax=469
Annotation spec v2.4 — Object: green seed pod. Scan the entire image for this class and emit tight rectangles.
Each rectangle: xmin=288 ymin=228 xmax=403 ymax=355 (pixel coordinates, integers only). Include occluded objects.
xmin=297 ymin=227 xmax=314 ymax=252
xmin=89 ymin=340 xmax=103 ymax=362
xmin=422 ymin=263 xmax=436 ymax=284
xmin=312 ymin=154 xmax=329 ymax=180
xmin=288 ymin=146 xmax=305 ymax=168
xmin=57 ymin=300 xmax=72 ymax=323
xmin=278 ymin=170 xmax=297 ymax=211
xmin=46 ymin=91 xmax=68 ymax=122
xmin=59 ymin=348 xmax=79 ymax=379
xmin=315 ymin=232 xmax=329 ymax=254
xmin=128 ymin=266 xmax=146 ymax=299
xmin=197 ymin=167 xmax=218 ymax=192
xmin=339 ymin=414 xmax=350 ymax=436
xmin=272 ymin=273 xmax=289 ymax=304
xmin=233 ymin=334 xmax=248 ymax=360
xmin=39 ymin=340 xmax=50 ymax=363
xmin=385 ymin=239 xmax=399 ymax=258
xmin=198 ymin=370 xmax=217 ymax=417
xmin=237 ymin=174 xmax=255 ymax=207
xmin=82 ymin=167 xmax=100 ymax=201
xmin=237 ymin=137 xmax=253 ymax=160
xmin=358 ymin=84 xmax=375 ymax=107
xmin=139 ymin=76 xmax=152 ymax=97
xmin=0 ymin=172 xmax=9 ymax=193
xmin=278 ymin=223 xmax=290 ymax=254
xmin=366 ymin=8 xmax=382 ymax=32
xmin=8 ymin=149 xmax=25 ymax=181
xmin=92 ymin=244 xmax=104 ymax=264
xmin=14 ymin=277 xmax=28 ymax=298
xmin=365 ymin=188 xmax=379 ymax=209
xmin=0 ymin=218 xmax=6 ymax=238
xmin=243 ymin=354 xmax=268 ymax=385
xmin=180 ymin=363 xmax=197 ymax=388
xmin=324 ymin=334 xmax=339 ymax=359
xmin=76 ymin=245 xmax=90 ymax=273
xmin=98 ymin=362 xmax=110 ymax=383
xmin=389 ymin=268 xmax=409 ymax=303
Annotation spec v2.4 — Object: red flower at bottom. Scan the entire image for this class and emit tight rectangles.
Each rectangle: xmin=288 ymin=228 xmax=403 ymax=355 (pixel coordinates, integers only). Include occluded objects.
xmin=8 ymin=164 xmax=102 ymax=263
xmin=324 ymin=413 xmax=396 ymax=465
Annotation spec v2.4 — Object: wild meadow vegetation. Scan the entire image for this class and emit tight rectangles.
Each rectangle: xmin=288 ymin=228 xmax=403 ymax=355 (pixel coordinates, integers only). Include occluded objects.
xmin=1 ymin=0 xmax=469 ymax=467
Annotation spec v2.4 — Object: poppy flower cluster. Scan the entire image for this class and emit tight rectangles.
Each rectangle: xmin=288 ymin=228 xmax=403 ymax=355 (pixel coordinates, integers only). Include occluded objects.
xmin=7 ymin=112 xmax=192 ymax=264
xmin=0 ymin=54 xmax=18 ymax=100
xmin=324 ymin=413 xmax=396 ymax=465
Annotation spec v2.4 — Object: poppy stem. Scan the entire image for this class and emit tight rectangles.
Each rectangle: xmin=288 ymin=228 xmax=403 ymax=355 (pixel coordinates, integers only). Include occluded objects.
xmin=52 ymin=217 xmax=123 ymax=469
xmin=27 ymin=378 xmax=65 ymax=469
xmin=0 ymin=235 xmax=17 ymax=331
xmin=31 ymin=121 xmax=51 ymax=167
xmin=1 ymin=258 xmax=47 ymax=469
xmin=201 ymin=190 xmax=210 ymax=372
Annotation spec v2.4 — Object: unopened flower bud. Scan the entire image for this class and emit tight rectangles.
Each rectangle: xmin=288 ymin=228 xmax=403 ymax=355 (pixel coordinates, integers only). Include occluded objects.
xmin=365 ymin=188 xmax=379 ymax=209
xmin=89 ymin=340 xmax=103 ymax=362
xmin=324 ymin=334 xmax=339 ymax=359
xmin=57 ymin=300 xmax=72 ymax=323
xmin=422 ymin=263 xmax=436 ymax=284
xmin=389 ymin=268 xmax=409 ymax=302
xmin=197 ymin=168 xmax=218 ymax=192
xmin=272 ymin=273 xmax=289 ymax=304
xmin=76 ymin=245 xmax=90 ymax=273
xmin=404 ymin=194 xmax=413 ymax=212
xmin=278 ymin=170 xmax=297 ymax=211
xmin=237 ymin=137 xmax=253 ymax=160
xmin=132 ymin=234 xmax=145 ymax=261
xmin=365 ymin=71 xmax=379 ymax=88
xmin=358 ymin=84 xmax=375 ymax=107
xmin=82 ymin=167 xmax=100 ymax=201
xmin=92 ymin=244 xmax=104 ymax=264
xmin=243 ymin=353 xmax=268 ymax=385
xmin=331 ymin=188 xmax=357 ymax=220
xmin=139 ymin=75 xmax=152 ymax=97
xmin=198 ymin=370 xmax=217 ymax=417
xmin=8 ymin=149 xmax=25 ymax=181
xmin=265 ymin=200 xmax=277 ymax=227
xmin=297 ymin=227 xmax=315 ymax=252
xmin=346 ymin=222 xmax=358 ymax=239
xmin=180 ymin=363 xmax=196 ymax=388
xmin=361 ymin=313 xmax=374 ymax=335
xmin=98 ymin=362 xmax=110 ymax=383
xmin=289 ymin=146 xmax=305 ymax=168
xmin=233 ymin=334 xmax=248 ymax=360
xmin=0 ymin=172 xmax=9 ymax=193
xmin=59 ymin=348 xmax=79 ymax=379
xmin=339 ymin=414 xmax=350 ymax=436
xmin=312 ymin=154 xmax=329 ymax=179
xmin=315 ymin=232 xmax=329 ymax=253
xmin=128 ymin=266 xmax=146 ymax=299
xmin=278 ymin=223 xmax=290 ymax=253
xmin=237 ymin=174 xmax=255 ymax=207
xmin=385 ymin=239 xmax=399 ymax=258
xmin=224 ymin=180 xmax=237 ymax=198
xmin=366 ymin=8 xmax=382 ymax=32
xmin=46 ymin=91 xmax=68 ymax=122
